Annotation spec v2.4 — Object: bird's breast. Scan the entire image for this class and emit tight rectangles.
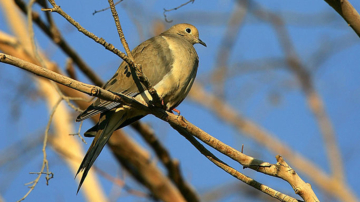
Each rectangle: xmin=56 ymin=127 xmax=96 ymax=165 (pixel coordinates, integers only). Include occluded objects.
xmin=153 ymin=36 xmax=199 ymax=109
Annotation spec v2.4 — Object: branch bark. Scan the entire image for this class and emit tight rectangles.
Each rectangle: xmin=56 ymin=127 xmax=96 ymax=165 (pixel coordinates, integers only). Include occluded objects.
xmin=324 ymin=0 xmax=360 ymax=37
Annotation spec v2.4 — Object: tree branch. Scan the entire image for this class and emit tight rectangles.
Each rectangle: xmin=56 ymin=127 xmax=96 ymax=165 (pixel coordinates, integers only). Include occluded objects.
xmin=0 ymin=53 xmax=318 ymax=201
xmin=324 ymin=0 xmax=360 ymax=37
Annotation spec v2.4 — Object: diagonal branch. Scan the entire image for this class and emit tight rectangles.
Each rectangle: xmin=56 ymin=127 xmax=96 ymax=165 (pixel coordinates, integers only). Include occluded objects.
xmin=0 ymin=53 xmax=318 ymax=201
xmin=178 ymin=130 xmax=302 ymax=202
xmin=324 ymin=0 xmax=360 ymax=37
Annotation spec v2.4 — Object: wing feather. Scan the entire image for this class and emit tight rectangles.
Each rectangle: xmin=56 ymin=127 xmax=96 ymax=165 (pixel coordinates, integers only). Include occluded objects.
xmin=76 ymin=36 xmax=174 ymax=121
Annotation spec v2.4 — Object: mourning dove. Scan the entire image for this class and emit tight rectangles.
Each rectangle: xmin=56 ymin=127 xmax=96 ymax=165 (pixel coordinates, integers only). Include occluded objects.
xmin=75 ymin=23 xmax=206 ymax=192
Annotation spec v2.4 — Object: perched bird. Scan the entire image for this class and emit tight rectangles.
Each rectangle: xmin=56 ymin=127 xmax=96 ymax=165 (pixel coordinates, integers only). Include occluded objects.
xmin=75 ymin=23 xmax=206 ymax=192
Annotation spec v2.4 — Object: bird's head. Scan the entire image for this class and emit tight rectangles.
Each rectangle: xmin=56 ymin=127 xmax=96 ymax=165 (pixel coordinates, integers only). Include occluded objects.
xmin=164 ymin=23 xmax=207 ymax=47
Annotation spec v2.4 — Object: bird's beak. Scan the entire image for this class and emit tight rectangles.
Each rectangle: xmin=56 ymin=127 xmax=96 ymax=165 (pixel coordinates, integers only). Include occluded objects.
xmin=198 ymin=39 xmax=207 ymax=47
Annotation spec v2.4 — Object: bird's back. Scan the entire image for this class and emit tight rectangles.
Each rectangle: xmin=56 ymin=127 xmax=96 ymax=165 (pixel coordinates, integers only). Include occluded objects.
xmin=76 ymin=35 xmax=181 ymax=121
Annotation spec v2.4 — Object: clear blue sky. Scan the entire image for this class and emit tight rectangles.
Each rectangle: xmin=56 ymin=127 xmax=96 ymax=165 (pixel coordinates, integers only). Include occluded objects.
xmin=1 ymin=0 xmax=360 ymax=201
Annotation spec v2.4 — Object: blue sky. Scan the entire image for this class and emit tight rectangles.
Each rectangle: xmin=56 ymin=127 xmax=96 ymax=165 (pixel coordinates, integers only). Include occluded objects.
xmin=1 ymin=0 xmax=360 ymax=201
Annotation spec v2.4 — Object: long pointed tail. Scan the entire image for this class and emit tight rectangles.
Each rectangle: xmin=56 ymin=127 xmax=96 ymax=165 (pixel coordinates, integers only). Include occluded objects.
xmin=75 ymin=110 xmax=127 ymax=193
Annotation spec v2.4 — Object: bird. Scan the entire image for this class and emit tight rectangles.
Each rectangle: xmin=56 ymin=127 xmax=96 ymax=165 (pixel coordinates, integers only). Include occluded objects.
xmin=75 ymin=23 xmax=206 ymax=192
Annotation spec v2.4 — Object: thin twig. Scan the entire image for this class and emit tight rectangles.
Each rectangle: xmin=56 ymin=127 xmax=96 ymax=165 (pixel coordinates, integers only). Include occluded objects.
xmin=163 ymin=0 xmax=195 ymax=23
xmin=70 ymin=121 xmax=87 ymax=144
xmin=93 ymin=0 xmax=123 ymax=15
xmin=17 ymin=98 xmax=60 ymax=202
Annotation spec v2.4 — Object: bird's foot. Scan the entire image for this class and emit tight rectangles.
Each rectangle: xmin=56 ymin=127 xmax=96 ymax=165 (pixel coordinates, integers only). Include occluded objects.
xmin=171 ymin=108 xmax=181 ymax=116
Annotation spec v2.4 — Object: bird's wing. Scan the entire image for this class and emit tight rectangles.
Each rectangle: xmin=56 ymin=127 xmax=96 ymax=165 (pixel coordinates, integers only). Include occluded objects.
xmin=76 ymin=36 xmax=174 ymax=122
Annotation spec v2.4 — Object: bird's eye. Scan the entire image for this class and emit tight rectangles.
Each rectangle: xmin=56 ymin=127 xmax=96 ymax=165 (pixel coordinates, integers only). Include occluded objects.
xmin=185 ymin=28 xmax=191 ymax=33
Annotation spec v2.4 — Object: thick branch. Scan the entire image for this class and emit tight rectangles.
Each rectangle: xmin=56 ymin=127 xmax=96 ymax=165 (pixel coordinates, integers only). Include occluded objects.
xmin=324 ymin=0 xmax=360 ymax=37
xmin=1 ymin=53 xmax=317 ymax=201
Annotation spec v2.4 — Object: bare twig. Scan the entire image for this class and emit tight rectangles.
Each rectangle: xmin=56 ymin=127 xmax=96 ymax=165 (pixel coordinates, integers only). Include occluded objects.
xmin=17 ymin=98 xmax=60 ymax=202
xmin=93 ymin=0 xmax=124 ymax=15
xmin=163 ymin=0 xmax=195 ymax=23
xmin=70 ymin=121 xmax=87 ymax=144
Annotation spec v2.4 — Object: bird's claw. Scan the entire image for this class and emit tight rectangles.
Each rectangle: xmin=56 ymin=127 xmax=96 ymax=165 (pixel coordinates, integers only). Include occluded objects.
xmin=171 ymin=108 xmax=181 ymax=116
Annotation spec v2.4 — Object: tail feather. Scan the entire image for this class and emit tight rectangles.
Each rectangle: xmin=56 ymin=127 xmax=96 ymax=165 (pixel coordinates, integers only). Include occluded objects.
xmin=76 ymin=110 xmax=127 ymax=193
xmin=83 ymin=124 xmax=99 ymax=137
